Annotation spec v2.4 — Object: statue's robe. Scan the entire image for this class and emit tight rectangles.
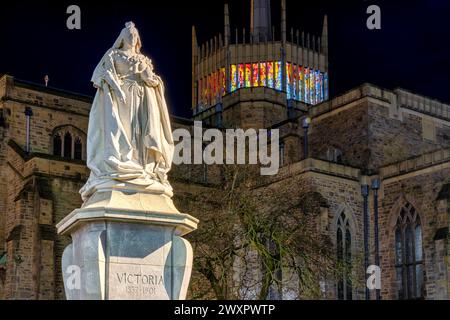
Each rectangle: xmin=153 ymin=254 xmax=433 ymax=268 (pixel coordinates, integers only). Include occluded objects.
xmin=80 ymin=48 xmax=174 ymax=201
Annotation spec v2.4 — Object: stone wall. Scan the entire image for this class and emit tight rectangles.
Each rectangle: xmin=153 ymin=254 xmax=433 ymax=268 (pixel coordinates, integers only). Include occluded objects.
xmin=0 ymin=76 xmax=91 ymax=299
xmin=368 ymin=102 xmax=450 ymax=170
xmin=378 ymin=165 xmax=450 ymax=299
xmin=309 ymin=100 xmax=370 ymax=169
xmin=307 ymin=84 xmax=450 ymax=172
xmin=251 ymin=166 xmax=365 ymax=300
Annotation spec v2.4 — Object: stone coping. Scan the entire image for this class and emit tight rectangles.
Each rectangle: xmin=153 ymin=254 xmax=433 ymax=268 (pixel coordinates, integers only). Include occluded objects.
xmin=380 ymin=148 xmax=450 ymax=179
xmin=310 ymin=83 xmax=450 ymax=121
xmin=56 ymin=207 xmax=199 ymax=237
xmin=253 ymin=158 xmax=361 ymax=188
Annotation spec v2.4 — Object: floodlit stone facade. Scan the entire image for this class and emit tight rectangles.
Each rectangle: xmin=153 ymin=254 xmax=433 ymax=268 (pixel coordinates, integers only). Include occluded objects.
xmin=0 ymin=1 xmax=449 ymax=301
xmin=0 ymin=72 xmax=449 ymax=300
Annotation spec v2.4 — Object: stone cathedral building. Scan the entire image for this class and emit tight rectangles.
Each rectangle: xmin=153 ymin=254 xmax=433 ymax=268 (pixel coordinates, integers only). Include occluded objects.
xmin=0 ymin=0 xmax=450 ymax=300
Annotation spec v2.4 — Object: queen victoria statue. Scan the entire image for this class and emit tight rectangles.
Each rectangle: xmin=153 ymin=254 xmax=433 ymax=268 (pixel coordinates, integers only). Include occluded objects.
xmin=57 ymin=22 xmax=197 ymax=300
xmin=80 ymin=21 xmax=174 ymax=201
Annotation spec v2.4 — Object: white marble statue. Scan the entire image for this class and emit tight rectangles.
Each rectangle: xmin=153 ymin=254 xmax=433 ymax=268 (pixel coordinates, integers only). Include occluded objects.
xmin=80 ymin=22 xmax=174 ymax=201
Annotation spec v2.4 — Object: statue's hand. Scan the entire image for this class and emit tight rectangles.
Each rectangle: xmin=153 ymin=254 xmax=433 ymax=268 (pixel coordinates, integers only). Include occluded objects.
xmin=140 ymin=66 xmax=159 ymax=87
xmin=135 ymin=56 xmax=153 ymax=73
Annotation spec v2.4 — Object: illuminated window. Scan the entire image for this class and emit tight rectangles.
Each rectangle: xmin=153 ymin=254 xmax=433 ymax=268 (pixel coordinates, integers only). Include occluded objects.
xmin=252 ymin=63 xmax=259 ymax=87
xmin=315 ymin=70 xmax=321 ymax=103
xmin=292 ymin=64 xmax=298 ymax=100
xmin=275 ymin=61 xmax=282 ymax=90
xmin=220 ymin=68 xmax=226 ymax=96
xmin=299 ymin=66 xmax=304 ymax=102
xmin=213 ymin=71 xmax=219 ymax=103
xmin=225 ymin=61 xmax=326 ymax=103
xmin=337 ymin=212 xmax=352 ymax=300
xmin=259 ymin=62 xmax=267 ymax=86
xmin=286 ymin=62 xmax=293 ymax=99
xmin=395 ymin=203 xmax=424 ymax=300
xmin=238 ymin=64 xmax=245 ymax=89
xmin=310 ymin=70 xmax=316 ymax=105
xmin=231 ymin=64 xmax=237 ymax=92
xmin=318 ymin=72 xmax=324 ymax=102
xmin=304 ymin=68 xmax=310 ymax=104
xmin=267 ymin=62 xmax=274 ymax=88
xmin=219 ymin=68 xmax=227 ymax=96
xmin=245 ymin=63 xmax=251 ymax=88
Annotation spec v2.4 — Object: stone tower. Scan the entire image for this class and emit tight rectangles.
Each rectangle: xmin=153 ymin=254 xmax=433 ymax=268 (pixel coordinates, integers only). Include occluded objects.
xmin=191 ymin=0 xmax=329 ymax=129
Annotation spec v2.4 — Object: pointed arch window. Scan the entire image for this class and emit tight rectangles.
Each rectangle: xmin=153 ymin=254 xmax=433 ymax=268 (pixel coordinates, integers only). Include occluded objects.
xmin=74 ymin=137 xmax=83 ymax=160
xmin=337 ymin=212 xmax=352 ymax=300
xmin=63 ymin=132 xmax=72 ymax=158
xmin=395 ymin=203 xmax=424 ymax=299
xmin=53 ymin=134 xmax=62 ymax=157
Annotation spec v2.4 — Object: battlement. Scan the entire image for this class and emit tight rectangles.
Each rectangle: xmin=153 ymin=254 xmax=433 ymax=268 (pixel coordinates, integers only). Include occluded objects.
xmin=380 ymin=147 xmax=450 ymax=179
xmin=0 ymin=74 xmax=92 ymax=116
xmin=395 ymin=88 xmax=450 ymax=121
xmin=310 ymin=83 xmax=450 ymax=122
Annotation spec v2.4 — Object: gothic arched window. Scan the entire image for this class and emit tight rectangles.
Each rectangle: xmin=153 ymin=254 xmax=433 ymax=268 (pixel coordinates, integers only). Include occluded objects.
xmin=74 ymin=138 xmax=82 ymax=160
xmin=52 ymin=126 xmax=86 ymax=161
xmin=337 ymin=212 xmax=352 ymax=300
xmin=53 ymin=134 xmax=62 ymax=157
xmin=63 ymin=132 xmax=72 ymax=158
xmin=395 ymin=203 xmax=424 ymax=300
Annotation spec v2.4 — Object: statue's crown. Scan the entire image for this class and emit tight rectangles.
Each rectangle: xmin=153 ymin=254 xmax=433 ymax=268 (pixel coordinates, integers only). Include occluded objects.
xmin=125 ymin=21 xmax=135 ymax=29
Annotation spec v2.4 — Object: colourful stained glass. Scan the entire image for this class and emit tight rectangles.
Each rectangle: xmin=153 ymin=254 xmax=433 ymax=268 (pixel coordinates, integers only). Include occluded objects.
xmin=267 ymin=62 xmax=274 ymax=88
xmin=231 ymin=64 xmax=237 ymax=92
xmin=310 ymin=70 xmax=315 ymax=105
xmin=245 ymin=64 xmax=251 ymax=88
xmin=299 ymin=66 xmax=304 ymax=102
xmin=316 ymin=71 xmax=322 ymax=103
xmin=227 ymin=60 xmax=327 ymax=102
xmin=220 ymin=68 xmax=226 ymax=96
xmin=275 ymin=61 xmax=282 ymax=90
xmin=214 ymin=71 xmax=220 ymax=102
xmin=259 ymin=62 xmax=267 ymax=86
xmin=238 ymin=64 xmax=245 ymax=89
xmin=292 ymin=64 xmax=298 ymax=100
xmin=304 ymin=68 xmax=310 ymax=104
xmin=252 ymin=63 xmax=259 ymax=87
xmin=286 ymin=62 xmax=293 ymax=99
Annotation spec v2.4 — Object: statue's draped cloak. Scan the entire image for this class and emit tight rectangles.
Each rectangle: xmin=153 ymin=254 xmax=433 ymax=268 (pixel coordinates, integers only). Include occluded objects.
xmin=80 ymin=48 xmax=174 ymax=201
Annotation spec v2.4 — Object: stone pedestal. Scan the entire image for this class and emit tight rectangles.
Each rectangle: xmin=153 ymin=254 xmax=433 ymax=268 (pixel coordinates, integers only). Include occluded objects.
xmin=56 ymin=184 xmax=198 ymax=300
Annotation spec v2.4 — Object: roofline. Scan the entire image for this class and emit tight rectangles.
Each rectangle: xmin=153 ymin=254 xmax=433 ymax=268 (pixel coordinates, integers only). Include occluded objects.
xmin=1 ymin=74 xmax=93 ymax=103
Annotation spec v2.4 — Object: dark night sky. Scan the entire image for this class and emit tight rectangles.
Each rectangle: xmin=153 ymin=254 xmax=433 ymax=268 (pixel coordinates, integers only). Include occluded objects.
xmin=1 ymin=0 xmax=450 ymax=118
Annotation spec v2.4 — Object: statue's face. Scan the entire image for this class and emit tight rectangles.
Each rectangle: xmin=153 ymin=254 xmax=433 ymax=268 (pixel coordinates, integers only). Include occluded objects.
xmin=123 ymin=29 xmax=138 ymax=48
